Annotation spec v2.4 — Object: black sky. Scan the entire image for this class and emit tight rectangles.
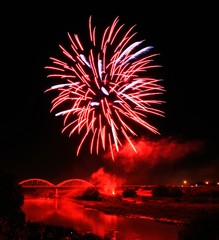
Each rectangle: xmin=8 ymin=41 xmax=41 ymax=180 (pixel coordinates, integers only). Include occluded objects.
xmin=1 ymin=2 xmax=218 ymax=185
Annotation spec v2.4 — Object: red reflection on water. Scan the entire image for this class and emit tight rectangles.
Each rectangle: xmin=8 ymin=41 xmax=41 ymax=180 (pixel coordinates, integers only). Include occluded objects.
xmin=22 ymin=198 xmax=182 ymax=240
xmin=22 ymin=198 xmax=56 ymax=222
xmin=22 ymin=198 xmax=117 ymax=238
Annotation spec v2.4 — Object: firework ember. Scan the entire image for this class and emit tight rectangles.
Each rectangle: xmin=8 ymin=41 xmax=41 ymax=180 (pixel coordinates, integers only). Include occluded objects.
xmin=45 ymin=16 xmax=165 ymax=160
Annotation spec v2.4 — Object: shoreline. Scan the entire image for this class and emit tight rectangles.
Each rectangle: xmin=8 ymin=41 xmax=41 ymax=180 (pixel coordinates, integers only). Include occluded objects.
xmin=74 ymin=198 xmax=219 ymax=225
xmin=83 ymin=204 xmax=186 ymax=225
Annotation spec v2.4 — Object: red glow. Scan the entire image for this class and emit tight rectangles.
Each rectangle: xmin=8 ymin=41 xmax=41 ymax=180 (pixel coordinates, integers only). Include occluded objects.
xmin=90 ymin=167 xmax=124 ymax=195
xmin=104 ymin=137 xmax=204 ymax=170
xmin=22 ymin=198 xmax=118 ymax=238
xmin=22 ymin=198 xmax=181 ymax=239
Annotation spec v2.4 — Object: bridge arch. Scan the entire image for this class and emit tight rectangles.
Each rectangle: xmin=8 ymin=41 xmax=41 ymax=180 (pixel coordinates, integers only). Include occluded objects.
xmin=19 ymin=178 xmax=55 ymax=188
xmin=57 ymin=179 xmax=94 ymax=188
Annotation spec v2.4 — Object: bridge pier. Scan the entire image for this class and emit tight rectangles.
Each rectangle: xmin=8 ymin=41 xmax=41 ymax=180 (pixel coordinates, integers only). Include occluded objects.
xmin=55 ymin=188 xmax=58 ymax=198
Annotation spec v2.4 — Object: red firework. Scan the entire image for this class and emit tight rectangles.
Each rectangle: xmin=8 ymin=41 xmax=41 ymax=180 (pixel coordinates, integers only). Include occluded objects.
xmin=45 ymin=16 xmax=165 ymax=160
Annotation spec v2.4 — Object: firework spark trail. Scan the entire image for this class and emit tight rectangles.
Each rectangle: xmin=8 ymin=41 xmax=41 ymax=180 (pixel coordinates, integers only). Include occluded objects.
xmin=45 ymin=16 xmax=165 ymax=160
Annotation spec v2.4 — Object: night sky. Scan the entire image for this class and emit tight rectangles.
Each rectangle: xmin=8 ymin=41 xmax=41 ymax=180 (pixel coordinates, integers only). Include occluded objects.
xmin=1 ymin=2 xmax=218 ymax=185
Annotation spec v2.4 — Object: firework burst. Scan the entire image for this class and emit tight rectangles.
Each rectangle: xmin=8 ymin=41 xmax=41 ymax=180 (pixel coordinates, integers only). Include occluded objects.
xmin=45 ymin=16 xmax=165 ymax=160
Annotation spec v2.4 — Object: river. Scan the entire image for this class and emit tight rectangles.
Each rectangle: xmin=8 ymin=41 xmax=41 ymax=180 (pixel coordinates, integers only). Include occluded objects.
xmin=22 ymin=198 xmax=183 ymax=240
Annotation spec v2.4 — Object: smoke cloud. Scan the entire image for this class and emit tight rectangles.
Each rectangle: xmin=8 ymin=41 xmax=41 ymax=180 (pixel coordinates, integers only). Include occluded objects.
xmin=100 ymin=136 xmax=205 ymax=184
xmin=89 ymin=167 xmax=125 ymax=194
xmin=104 ymin=136 xmax=204 ymax=169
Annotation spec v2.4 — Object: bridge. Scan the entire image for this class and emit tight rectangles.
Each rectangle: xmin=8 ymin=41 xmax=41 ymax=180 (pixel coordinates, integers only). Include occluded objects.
xmin=19 ymin=178 xmax=94 ymax=198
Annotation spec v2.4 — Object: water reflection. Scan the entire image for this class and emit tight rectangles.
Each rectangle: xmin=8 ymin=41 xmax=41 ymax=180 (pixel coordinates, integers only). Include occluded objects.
xmin=22 ymin=198 xmax=182 ymax=240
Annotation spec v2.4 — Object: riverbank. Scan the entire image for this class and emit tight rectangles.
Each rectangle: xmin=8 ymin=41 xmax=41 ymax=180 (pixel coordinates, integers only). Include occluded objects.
xmin=74 ymin=197 xmax=219 ymax=225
